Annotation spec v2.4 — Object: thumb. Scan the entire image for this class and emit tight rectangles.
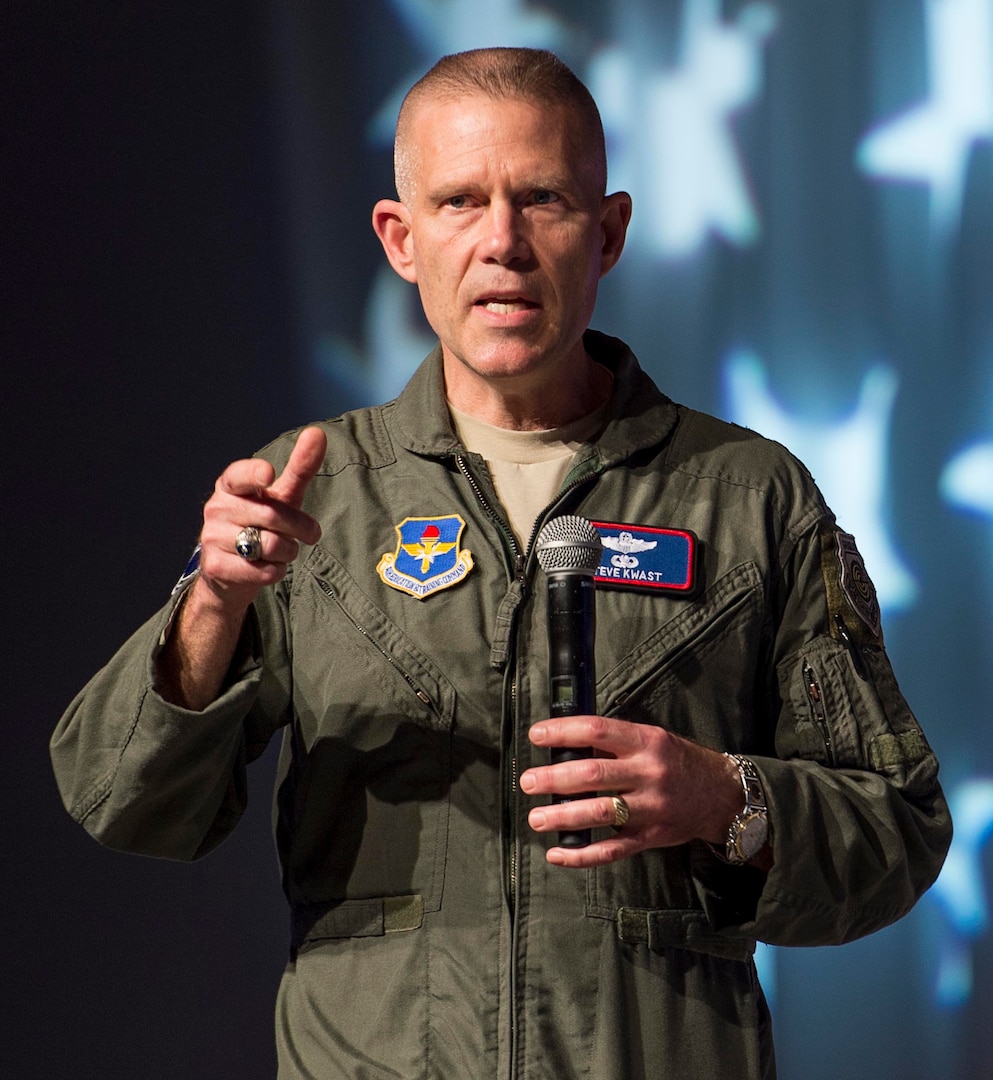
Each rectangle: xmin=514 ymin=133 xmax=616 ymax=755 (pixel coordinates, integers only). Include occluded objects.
xmin=267 ymin=426 xmax=327 ymax=507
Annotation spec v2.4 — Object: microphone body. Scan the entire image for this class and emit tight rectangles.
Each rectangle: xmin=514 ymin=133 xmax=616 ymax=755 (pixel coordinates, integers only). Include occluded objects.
xmin=535 ymin=516 xmax=603 ymax=848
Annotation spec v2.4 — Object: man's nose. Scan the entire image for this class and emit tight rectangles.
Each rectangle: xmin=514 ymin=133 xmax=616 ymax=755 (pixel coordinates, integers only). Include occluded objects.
xmin=481 ymin=203 xmax=530 ymax=264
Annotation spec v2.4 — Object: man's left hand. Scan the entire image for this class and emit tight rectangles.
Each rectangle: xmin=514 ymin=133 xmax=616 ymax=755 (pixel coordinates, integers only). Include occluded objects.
xmin=521 ymin=716 xmax=744 ymax=867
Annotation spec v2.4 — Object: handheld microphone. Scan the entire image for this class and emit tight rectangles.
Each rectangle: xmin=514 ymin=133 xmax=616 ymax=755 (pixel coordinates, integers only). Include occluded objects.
xmin=535 ymin=515 xmax=602 ymax=848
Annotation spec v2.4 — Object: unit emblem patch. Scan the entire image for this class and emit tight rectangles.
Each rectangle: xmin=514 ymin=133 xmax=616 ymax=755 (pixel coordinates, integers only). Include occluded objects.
xmin=591 ymin=521 xmax=698 ymax=594
xmin=377 ymin=515 xmax=474 ymax=599
xmin=835 ymin=530 xmax=882 ymax=640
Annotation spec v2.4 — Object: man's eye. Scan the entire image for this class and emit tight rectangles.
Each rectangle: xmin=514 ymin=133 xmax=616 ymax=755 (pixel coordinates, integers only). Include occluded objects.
xmin=532 ymin=190 xmax=559 ymax=205
xmin=446 ymin=195 xmax=469 ymax=209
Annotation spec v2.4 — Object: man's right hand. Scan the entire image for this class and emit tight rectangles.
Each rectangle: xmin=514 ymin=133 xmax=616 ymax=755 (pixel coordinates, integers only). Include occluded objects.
xmin=196 ymin=425 xmax=327 ymax=613
xmin=157 ymin=426 xmax=327 ymax=710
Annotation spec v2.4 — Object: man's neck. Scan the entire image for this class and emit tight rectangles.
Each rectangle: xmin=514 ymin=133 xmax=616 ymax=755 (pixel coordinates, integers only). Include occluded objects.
xmin=443 ymin=353 xmax=613 ymax=431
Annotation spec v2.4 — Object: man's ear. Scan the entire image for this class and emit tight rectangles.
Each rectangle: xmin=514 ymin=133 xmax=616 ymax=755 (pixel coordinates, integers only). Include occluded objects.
xmin=372 ymin=199 xmax=417 ymax=283
xmin=598 ymin=191 xmax=633 ymax=279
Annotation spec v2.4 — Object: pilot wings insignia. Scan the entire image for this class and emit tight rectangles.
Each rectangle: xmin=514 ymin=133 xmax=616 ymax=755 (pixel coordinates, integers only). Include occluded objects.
xmin=602 ymin=531 xmax=658 ymax=566
xmin=402 ymin=533 xmax=456 ymax=573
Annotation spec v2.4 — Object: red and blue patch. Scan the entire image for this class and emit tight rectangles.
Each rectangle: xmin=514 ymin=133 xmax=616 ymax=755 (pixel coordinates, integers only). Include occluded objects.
xmin=590 ymin=521 xmax=697 ymax=594
xmin=377 ymin=515 xmax=474 ymax=599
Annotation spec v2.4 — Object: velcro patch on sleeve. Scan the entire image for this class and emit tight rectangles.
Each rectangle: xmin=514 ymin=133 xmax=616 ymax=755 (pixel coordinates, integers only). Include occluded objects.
xmin=821 ymin=526 xmax=883 ymax=644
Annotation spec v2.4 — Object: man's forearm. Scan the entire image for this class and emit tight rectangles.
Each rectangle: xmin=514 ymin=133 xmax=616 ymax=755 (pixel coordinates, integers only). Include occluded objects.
xmin=156 ymin=577 xmax=250 ymax=711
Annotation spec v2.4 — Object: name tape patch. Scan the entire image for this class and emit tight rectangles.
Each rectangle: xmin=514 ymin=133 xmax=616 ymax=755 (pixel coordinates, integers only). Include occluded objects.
xmin=591 ymin=521 xmax=697 ymax=594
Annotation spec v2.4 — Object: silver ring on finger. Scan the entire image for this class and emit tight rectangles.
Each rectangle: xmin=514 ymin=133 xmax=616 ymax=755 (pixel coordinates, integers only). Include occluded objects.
xmin=235 ymin=526 xmax=263 ymax=562
xmin=611 ymin=795 xmax=630 ymax=830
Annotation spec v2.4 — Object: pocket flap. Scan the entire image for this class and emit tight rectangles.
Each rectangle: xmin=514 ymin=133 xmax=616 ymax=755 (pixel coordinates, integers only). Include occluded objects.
xmin=292 ymin=894 xmax=424 ymax=947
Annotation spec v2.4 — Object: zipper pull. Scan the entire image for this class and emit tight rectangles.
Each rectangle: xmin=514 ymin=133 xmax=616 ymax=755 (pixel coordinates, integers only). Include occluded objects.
xmin=805 ymin=664 xmax=822 ymax=709
xmin=803 ymin=661 xmax=834 ymax=765
xmin=834 ymin=613 xmax=868 ymax=681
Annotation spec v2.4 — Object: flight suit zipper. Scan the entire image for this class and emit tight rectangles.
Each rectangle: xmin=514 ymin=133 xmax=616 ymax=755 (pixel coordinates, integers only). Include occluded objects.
xmin=456 ymin=455 xmax=525 ymax=904
xmin=454 ymin=453 xmax=525 ymax=1079
xmin=453 ymin=452 xmax=600 ymax=897
xmin=454 ymin=450 xmax=601 ymax=1080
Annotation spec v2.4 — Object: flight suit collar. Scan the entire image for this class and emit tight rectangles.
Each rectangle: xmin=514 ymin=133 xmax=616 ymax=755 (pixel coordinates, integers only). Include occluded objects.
xmin=389 ymin=330 xmax=679 ymax=465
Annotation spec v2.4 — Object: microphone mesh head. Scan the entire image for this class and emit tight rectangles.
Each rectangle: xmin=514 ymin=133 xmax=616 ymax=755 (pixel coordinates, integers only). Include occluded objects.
xmin=535 ymin=515 xmax=602 ymax=574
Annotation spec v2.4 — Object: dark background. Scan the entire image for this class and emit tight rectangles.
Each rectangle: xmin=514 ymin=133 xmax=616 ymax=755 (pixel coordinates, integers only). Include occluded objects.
xmin=7 ymin=4 xmax=294 ymax=1076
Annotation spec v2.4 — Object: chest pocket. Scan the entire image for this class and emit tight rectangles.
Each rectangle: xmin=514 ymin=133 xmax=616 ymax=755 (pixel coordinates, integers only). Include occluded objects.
xmin=280 ymin=546 xmax=457 ymax=940
xmin=587 ymin=562 xmax=768 ymax=920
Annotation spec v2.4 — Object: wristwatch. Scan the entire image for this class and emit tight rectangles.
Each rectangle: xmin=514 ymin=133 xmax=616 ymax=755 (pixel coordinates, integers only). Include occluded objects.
xmin=723 ymin=753 xmax=769 ymax=864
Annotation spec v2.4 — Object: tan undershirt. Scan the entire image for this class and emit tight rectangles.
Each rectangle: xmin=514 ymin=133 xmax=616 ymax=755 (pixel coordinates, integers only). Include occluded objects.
xmin=449 ymin=400 xmax=609 ymax=548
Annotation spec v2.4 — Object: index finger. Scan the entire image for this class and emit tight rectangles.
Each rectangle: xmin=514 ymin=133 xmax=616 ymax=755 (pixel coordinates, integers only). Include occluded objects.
xmin=529 ymin=715 xmax=648 ymax=756
xmin=267 ymin=426 xmax=327 ymax=507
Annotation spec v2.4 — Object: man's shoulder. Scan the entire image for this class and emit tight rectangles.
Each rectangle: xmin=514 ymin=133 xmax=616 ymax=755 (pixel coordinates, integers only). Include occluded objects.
xmin=257 ymin=346 xmax=453 ymax=471
xmin=256 ymin=401 xmax=399 ymax=477
xmin=668 ymin=404 xmax=823 ymax=508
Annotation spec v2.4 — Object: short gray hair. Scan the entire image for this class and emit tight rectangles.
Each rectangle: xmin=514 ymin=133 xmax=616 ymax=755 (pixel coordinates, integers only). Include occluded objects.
xmin=394 ymin=48 xmax=607 ymax=203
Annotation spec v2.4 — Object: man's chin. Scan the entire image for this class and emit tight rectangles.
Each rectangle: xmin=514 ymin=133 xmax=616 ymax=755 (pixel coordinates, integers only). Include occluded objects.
xmin=443 ymin=344 xmax=550 ymax=383
xmin=443 ymin=331 xmax=587 ymax=381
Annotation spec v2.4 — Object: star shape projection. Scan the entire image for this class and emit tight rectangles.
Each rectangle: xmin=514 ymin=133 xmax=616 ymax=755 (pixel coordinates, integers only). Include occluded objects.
xmin=373 ymin=0 xmax=776 ymax=258
xmin=315 ymin=267 xmax=437 ymax=408
xmin=928 ymin=780 xmax=993 ymax=1006
xmin=369 ymin=0 xmax=567 ymax=143
xmin=857 ymin=0 xmax=993 ymax=235
xmin=725 ymin=351 xmax=917 ymax=612
xmin=941 ymin=439 xmax=993 ymax=519
xmin=588 ymin=0 xmax=776 ymax=258
xmin=335 ymin=0 xmax=778 ymax=408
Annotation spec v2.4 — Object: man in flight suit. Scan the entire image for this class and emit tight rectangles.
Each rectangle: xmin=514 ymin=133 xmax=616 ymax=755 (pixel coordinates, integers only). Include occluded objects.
xmin=52 ymin=47 xmax=951 ymax=1079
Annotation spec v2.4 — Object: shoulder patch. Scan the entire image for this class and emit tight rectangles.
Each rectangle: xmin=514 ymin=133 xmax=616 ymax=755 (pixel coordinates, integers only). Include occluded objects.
xmin=377 ymin=515 xmax=474 ymax=599
xmin=171 ymin=543 xmax=202 ymax=596
xmin=590 ymin=521 xmax=698 ymax=595
xmin=822 ymin=528 xmax=883 ymax=643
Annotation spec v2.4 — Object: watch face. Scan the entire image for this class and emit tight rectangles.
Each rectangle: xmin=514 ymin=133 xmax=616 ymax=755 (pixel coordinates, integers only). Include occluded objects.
xmin=736 ymin=813 xmax=769 ymax=860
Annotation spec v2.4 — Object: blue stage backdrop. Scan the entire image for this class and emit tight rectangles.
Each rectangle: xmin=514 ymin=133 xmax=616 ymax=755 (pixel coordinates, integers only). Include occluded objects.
xmin=270 ymin=2 xmax=993 ymax=1076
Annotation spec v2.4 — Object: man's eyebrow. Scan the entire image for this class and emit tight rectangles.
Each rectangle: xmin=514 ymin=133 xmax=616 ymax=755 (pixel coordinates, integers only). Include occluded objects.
xmin=424 ymin=174 xmax=583 ymax=200
xmin=506 ymin=171 xmax=582 ymax=193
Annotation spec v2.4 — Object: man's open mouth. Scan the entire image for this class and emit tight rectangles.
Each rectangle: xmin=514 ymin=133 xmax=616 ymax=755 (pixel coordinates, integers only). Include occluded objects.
xmin=476 ymin=296 xmax=538 ymax=314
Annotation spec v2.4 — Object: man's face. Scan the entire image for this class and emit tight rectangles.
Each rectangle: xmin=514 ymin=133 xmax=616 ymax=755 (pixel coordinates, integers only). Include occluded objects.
xmin=377 ymin=95 xmax=629 ymax=394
